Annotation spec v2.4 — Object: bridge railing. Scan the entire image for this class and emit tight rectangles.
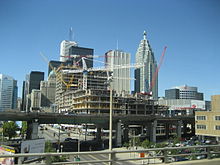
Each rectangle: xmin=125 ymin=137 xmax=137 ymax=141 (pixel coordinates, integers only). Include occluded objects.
xmin=0 ymin=145 xmax=220 ymax=164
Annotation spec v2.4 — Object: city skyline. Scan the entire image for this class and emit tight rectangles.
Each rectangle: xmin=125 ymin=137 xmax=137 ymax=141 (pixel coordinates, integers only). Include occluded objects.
xmin=0 ymin=0 xmax=220 ymax=100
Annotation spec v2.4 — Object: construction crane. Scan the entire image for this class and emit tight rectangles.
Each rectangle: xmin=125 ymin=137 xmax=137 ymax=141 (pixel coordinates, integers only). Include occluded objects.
xmin=40 ymin=52 xmax=78 ymax=90
xmin=139 ymin=46 xmax=167 ymax=97
xmin=41 ymin=52 xmax=144 ymax=92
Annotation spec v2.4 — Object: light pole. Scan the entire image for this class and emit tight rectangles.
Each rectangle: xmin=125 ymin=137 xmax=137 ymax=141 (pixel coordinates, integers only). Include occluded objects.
xmin=108 ymin=87 xmax=113 ymax=165
xmin=78 ymin=128 xmax=81 ymax=157
xmin=58 ymin=125 xmax=61 ymax=152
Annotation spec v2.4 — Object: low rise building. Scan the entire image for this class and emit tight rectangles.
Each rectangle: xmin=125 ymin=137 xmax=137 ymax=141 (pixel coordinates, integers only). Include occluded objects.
xmin=158 ymin=99 xmax=208 ymax=116
xmin=195 ymin=95 xmax=220 ymax=142
xmin=165 ymin=85 xmax=204 ymax=100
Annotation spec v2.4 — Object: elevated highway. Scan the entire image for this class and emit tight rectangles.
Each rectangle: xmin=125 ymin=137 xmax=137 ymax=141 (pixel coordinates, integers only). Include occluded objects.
xmin=0 ymin=111 xmax=195 ymax=143
xmin=0 ymin=111 xmax=194 ymax=125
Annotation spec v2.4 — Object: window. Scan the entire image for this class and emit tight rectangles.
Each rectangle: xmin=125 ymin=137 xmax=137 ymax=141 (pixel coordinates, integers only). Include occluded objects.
xmin=197 ymin=125 xmax=206 ymax=130
xmin=196 ymin=116 xmax=206 ymax=120
xmin=215 ymin=125 xmax=220 ymax=130
xmin=215 ymin=116 xmax=220 ymax=120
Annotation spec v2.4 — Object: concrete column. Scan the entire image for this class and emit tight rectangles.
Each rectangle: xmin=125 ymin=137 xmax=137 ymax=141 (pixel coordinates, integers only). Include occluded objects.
xmin=176 ymin=120 xmax=183 ymax=138
xmin=183 ymin=122 xmax=188 ymax=135
xmin=191 ymin=123 xmax=195 ymax=135
xmin=123 ymin=124 xmax=129 ymax=143
xmin=148 ymin=120 xmax=157 ymax=143
xmin=165 ymin=123 xmax=169 ymax=139
xmin=141 ymin=125 xmax=144 ymax=135
xmin=26 ymin=120 xmax=39 ymax=140
xmin=115 ymin=121 xmax=122 ymax=147
xmin=95 ymin=125 xmax=102 ymax=141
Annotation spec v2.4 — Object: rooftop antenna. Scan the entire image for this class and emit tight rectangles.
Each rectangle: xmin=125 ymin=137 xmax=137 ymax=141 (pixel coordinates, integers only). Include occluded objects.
xmin=143 ymin=30 xmax=147 ymax=40
xmin=69 ymin=27 xmax=74 ymax=41
xmin=116 ymin=39 xmax=119 ymax=50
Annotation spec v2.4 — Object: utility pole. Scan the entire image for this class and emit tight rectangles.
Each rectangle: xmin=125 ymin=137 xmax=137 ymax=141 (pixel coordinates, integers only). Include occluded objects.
xmin=58 ymin=125 xmax=61 ymax=152
xmin=108 ymin=88 xmax=113 ymax=165
xmin=78 ymin=129 xmax=80 ymax=154
xmin=108 ymin=72 xmax=113 ymax=165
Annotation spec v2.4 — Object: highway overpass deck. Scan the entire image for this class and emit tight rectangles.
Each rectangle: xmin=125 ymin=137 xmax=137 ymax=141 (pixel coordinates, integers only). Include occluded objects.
xmin=0 ymin=112 xmax=194 ymax=125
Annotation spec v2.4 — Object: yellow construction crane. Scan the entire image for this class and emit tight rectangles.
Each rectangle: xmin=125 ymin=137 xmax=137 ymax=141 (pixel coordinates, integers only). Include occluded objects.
xmin=40 ymin=52 xmax=78 ymax=90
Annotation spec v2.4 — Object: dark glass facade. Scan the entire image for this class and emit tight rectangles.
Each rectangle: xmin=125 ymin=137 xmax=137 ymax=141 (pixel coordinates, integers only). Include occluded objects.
xmin=68 ymin=46 xmax=93 ymax=68
xmin=165 ymin=89 xmax=180 ymax=99
xmin=48 ymin=61 xmax=62 ymax=76
xmin=29 ymin=71 xmax=44 ymax=94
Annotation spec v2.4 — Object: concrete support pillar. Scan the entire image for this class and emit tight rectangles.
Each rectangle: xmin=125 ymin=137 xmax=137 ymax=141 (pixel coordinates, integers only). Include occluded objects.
xmin=115 ymin=121 xmax=122 ymax=147
xmin=148 ymin=120 xmax=157 ymax=143
xmin=183 ymin=122 xmax=188 ymax=135
xmin=141 ymin=125 xmax=144 ymax=135
xmin=176 ymin=120 xmax=183 ymax=138
xmin=26 ymin=120 xmax=39 ymax=140
xmin=123 ymin=125 xmax=129 ymax=143
xmin=95 ymin=125 xmax=102 ymax=141
xmin=191 ymin=123 xmax=195 ymax=135
xmin=165 ymin=123 xmax=169 ymax=139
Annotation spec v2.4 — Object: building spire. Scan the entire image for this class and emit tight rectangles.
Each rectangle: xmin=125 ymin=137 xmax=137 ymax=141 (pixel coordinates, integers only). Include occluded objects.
xmin=69 ymin=27 xmax=74 ymax=41
xmin=143 ymin=30 xmax=147 ymax=40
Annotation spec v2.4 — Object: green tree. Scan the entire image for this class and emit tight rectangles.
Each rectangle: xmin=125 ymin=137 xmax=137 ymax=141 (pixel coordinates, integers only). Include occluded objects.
xmin=45 ymin=141 xmax=56 ymax=152
xmin=155 ymin=142 xmax=166 ymax=148
xmin=141 ymin=139 xmax=155 ymax=148
xmin=141 ymin=139 xmax=150 ymax=149
xmin=45 ymin=141 xmax=66 ymax=163
xmin=129 ymin=136 xmax=141 ymax=149
xmin=3 ymin=121 xmax=19 ymax=140
xmin=123 ymin=142 xmax=129 ymax=149
xmin=21 ymin=121 xmax=27 ymax=139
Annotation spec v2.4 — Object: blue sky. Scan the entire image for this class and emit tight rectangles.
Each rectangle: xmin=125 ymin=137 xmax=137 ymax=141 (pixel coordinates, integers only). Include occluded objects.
xmin=0 ymin=0 xmax=220 ymax=100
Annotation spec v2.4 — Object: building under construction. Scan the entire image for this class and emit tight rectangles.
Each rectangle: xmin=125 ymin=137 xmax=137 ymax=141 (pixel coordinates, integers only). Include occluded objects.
xmin=55 ymin=65 xmax=168 ymax=114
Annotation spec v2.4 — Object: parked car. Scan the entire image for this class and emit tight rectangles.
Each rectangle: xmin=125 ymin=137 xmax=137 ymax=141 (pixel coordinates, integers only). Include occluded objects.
xmin=64 ymin=138 xmax=78 ymax=142
xmin=175 ymin=156 xmax=189 ymax=162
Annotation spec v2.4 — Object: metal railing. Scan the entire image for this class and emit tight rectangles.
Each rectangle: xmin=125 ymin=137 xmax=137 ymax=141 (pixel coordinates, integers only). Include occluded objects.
xmin=0 ymin=145 xmax=220 ymax=164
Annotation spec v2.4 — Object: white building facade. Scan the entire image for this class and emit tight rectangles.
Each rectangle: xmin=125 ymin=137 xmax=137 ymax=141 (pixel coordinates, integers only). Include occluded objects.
xmin=60 ymin=40 xmax=78 ymax=62
xmin=174 ymin=85 xmax=203 ymax=100
xmin=30 ymin=89 xmax=41 ymax=111
xmin=134 ymin=31 xmax=158 ymax=99
xmin=105 ymin=50 xmax=131 ymax=95
xmin=40 ymin=71 xmax=56 ymax=107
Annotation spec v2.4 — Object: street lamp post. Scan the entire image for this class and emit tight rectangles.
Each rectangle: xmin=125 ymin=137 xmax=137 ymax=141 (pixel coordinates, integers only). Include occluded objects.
xmin=58 ymin=125 xmax=61 ymax=152
xmin=106 ymin=71 xmax=113 ymax=164
xmin=109 ymin=88 xmax=113 ymax=165
xmin=78 ymin=131 xmax=80 ymax=153
xmin=78 ymin=128 xmax=81 ymax=157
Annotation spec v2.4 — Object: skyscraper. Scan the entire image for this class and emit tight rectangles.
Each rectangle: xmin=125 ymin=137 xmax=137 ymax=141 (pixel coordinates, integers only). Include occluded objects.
xmin=0 ymin=74 xmax=18 ymax=111
xmin=21 ymin=71 xmax=44 ymax=111
xmin=40 ymin=71 xmax=56 ymax=107
xmin=105 ymin=50 xmax=131 ymax=94
xmin=134 ymin=31 xmax=158 ymax=99
xmin=28 ymin=71 xmax=44 ymax=94
xmin=59 ymin=40 xmax=94 ymax=69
